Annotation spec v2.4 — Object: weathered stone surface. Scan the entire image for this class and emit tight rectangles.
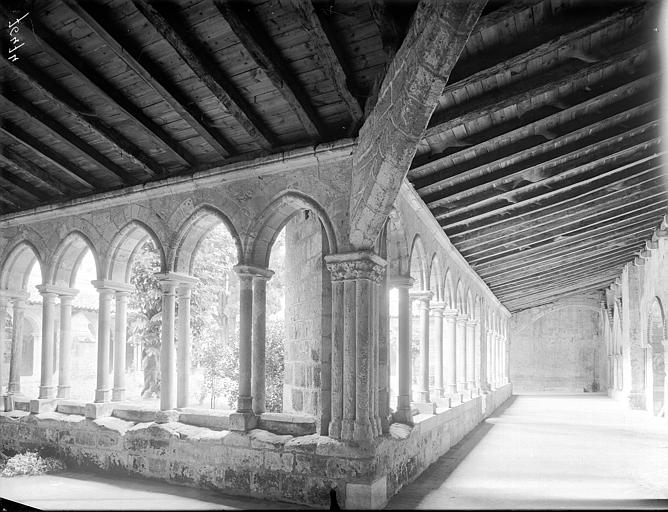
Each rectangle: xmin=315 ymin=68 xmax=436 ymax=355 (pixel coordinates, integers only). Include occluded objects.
xmin=112 ymin=405 xmax=158 ymax=423
xmin=389 ymin=423 xmax=412 ymax=440
xmin=154 ymin=410 xmax=179 ymax=424
xmin=248 ymin=428 xmax=292 ymax=449
xmin=85 ymin=402 xmax=114 ymax=419
xmin=258 ymin=412 xmax=317 ymax=436
xmin=178 ymin=408 xmax=231 ymax=430
xmin=57 ymin=401 xmax=86 ymax=415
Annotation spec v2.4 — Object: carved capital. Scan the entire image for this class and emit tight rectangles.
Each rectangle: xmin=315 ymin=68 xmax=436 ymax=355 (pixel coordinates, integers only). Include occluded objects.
xmin=325 ymin=251 xmax=386 ymax=282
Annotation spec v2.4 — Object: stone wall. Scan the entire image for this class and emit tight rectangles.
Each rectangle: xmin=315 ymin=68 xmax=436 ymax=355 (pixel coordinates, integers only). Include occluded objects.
xmin=283 ymin=213 xmax=331 ymax=431
xmin=0 ymin=386 xmax=512 ymax=509
xmin=510 ymin=295 xmax=606 ymax=393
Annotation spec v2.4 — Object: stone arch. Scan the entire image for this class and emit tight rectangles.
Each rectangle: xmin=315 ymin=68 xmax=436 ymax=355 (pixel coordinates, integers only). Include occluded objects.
xmin=466 ymin=288 xmax=474 ymax=318
xmin=429 ymin=254 xmax=442 ymax=301
xmin=247 ymin=191 xmax=337 ymax=268
xmin=385 ymin=208 xmax=410 ymax=277
xmin=172 ymin=205 xmax=243 ymax=274
xmin=455 ymin=278 xmax=465 ymax=314
xmin=647 ymin=297 xmax=666 ymax=416
xmin=48 ymin=231 xmax=99 ymax=288
xmin=473 ymin=294 xmax=481 ymax=322
xmin=443 ymin=268 xmax=454 ymax=310
xmin=409 ymin=235 xmax=427 ymax=290
xmin=0 ymin=241 xmax=43 ymax=290
xmin=106 ymin=221 xmax=167 ymax=283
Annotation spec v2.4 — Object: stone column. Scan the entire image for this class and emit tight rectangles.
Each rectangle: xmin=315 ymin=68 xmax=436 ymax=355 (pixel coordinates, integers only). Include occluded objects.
xmin=176 ymin=283 xmax=194 ymax=409
xmin=112 ymin=291 xmax=130 ymax=401
xmin=92 ymin=282 xmax=114 ymax=402
xmin=485 ymin=329 xmax=494 ymax=391
xmin=158 ymin=278 xmax=178 ymax=411
xmin=474 ymin=319 xmax=482 ymax=391
xmin=389 ymin=276 xmax=413 ymax=424
xmin=8 ymin=296 xmax=26 ymax=394
xmin=377 ymin=273 xmax=390 ymax=433
xmin=0 ymin=296 xmax=7 ymax=393
xmin=234 ymin=266 xmax=254 ymax=414
xmin=325 ymin=252 xmax=386 ymax=441
xmin=443 ymin=308 xmax=457 ymax=396
xmin=465 ymin=319 xmax=476 ymax=392
xmin=431 ymin=302 xmax=445 ymax=397
xmin=37 ymin=287 xmax=58 ymax=399
xmin=411 ymin=290 xmax=433 ymax=403
xmin=455 ymin=315 xmax=467 ymax=392
xmin=251 ymin=269 xmax=273 ymax=415
xmin=57 ymin=291 xmax=78 ymax=399
xmin=329 ymin=275 xmax=344 ymax=438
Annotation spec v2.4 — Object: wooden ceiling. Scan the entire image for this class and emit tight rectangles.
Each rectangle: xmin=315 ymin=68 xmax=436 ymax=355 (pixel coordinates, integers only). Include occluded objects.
xmin=0 ymin=0 xmax=665 ymax=312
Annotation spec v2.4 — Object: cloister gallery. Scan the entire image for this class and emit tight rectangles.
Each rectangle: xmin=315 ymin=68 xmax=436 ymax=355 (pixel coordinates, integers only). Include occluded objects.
xmin=0 ymin=0 xmax=667 ymax=509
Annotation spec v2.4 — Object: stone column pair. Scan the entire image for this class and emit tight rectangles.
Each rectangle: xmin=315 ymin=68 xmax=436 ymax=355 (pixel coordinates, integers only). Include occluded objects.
xmin=154 ymin=273 xmax=199 ymax=411
xmin=1 ymin=291 xmax=28 ymax=395
xmin=326 ymin=251 xmax=385 ymax=442
xmin=389 ymin=276 xmax=413 ymax=424
xmin=409 ymin=290 xmax=433 ymax=404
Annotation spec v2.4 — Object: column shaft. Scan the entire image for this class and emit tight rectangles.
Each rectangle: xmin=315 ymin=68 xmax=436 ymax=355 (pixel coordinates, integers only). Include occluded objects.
xmin=39 ymin=291 xmax=57 ymax=399
xmin=455 ymin=316 xmax=467 ymax=392
xmin=341 ymin=279 xmax=356 ymax=440
xmin=8 ymin=299 xmax=25 ymax=394
xmin=377 ymin=275 xmax=390 ymax=433
xmin=112 ymin=292 xmax=129 ymax=401
xmin=329 ymin=279 xmax=344 ymax=437
xmin=419 ymin=297 xmax=430 ymax=402
xmin=95 ymin=289 xmax=114 ymax=402
xmin=465 ymin=321 xmax=476 ymax=391
xmin=159 ymin=281 xmax=177 ymax=410
xmin=177 ymin=285 xmax=193 ymax=408
xmin=444 ymin=311 xmax=457 ymax=395
xmin=237 ymin=273 xmax=253 ymax=413
xmin=353 ymin=277 xmax=373 ymax=441
xmin=57 ymin=295 xmax=75 ymax=399
xmin=474 ymin=321 xmax=482 ymax=390
xmin=0 ymin=298 xmax=7 ymax=393
xmin=251 ymin=276 xmax=268 ymax=415
xmin=433 ymin=306 xmax=444 ymax=397
xmin=396 ymin=285 xmax=412 ymax=423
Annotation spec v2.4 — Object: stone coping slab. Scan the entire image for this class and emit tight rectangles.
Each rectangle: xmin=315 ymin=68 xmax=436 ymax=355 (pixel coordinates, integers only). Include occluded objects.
xmin=112 ymin=404 xmax=159 ymax=423
xmin=56 ymin=400 xmax=86 ymax=416
xmin=258 ymin=412 xmax=317 ymax=436
xmin=177 ymin=408 xmax=233 ymax=431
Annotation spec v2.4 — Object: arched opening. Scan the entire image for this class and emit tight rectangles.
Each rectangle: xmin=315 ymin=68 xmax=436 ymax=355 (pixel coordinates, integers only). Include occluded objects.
xmin=647 ymin=298 xmax=666 ymax=416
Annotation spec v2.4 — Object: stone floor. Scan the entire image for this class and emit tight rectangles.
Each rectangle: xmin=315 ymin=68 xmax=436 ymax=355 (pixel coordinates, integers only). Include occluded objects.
xmin=386 ymin=393 xmax=668 ymax=509
xmin=0 ymin=471 xmax=311 ymax=510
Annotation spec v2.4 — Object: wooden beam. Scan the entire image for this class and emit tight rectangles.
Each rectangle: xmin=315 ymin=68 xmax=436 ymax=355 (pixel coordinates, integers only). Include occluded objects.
xmin=2 ymin=59 xmax=154 ymax=182
xmin=61 ymin=0 xmax=235 ymax=158
xmin=416 ymin=98 xmax=657 ymax=197
xmin=0 ymin=92 xmax=141 ymax=189
xmin=289 ymin=0 xmax=363 ymax=127
xmin=438 ymin=151 xmax=663 ymax=229
xmin=505 ymin=278 xmax=618 ymax=311
xmin=425 ymin=39 xmax=652 ymax=139
xmin=130 ymin=0 xmax=275 ymax=150
xmin=215 ymin=2 xmax=325 ymax=140
xmin=449 ymin=167 xmax=662 ymax=239
xmin=0 ymin=186 xmax=21 ymax=210
xmin=411 ymin=72 xmax=658 ymax=180
xmin=501 ymin=272 xmax=622 ymax=302
xmin=429 ymin=121 xmax=658 ymax=212
xmin=0 ymin=172 xmax=46 ymax=203
xmin=369 ymin=0 xmax=403 ymax=59
xmin=0 ymin=122 xmax=101 ymax=191
xmin=0 ymin=148 xmax=69 ymax=196
xmin=462 ymin=195 xmax=668 ymax=260
xmin=508 ymin=288 xmax=607 ymax=313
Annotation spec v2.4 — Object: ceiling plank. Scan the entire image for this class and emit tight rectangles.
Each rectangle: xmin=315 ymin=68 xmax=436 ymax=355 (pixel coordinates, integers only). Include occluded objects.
xmin=438 ymin=151 xmax=663 ymax=228
xmin=0 ymin=92 xmax=144 ymax=189
xmin=425 ymin=38 xmax=652 ymax=140
xmin=131 ymin=0 xmax=276 ymax=150
xmin=505 ymin=280 xmax=616 ymax=311
xmin=2 ymin=59 xmax=153 ymax=182
xmin=0 ymin=148 xmax=70 ymax=196
xmin=0 ymin=172 xmax=47 ymax=203
xmin=501 ymin=273 xmax=622 ymax=303
xmin=215 ymin=1 xmax=325 ymax=141
xmin=429 ymin=122 xmax=658 ymax=212
xmin=449 ymin=167 xmax=662 ymax=239
xmin=288 ymin=0 xmax=364 ymax=127
xmin=411 ymin=72 xmax=657 ymax=180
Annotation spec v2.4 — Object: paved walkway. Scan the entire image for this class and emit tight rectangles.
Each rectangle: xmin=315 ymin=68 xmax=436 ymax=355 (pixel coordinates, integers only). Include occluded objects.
xmin=0 ymin=471 xmax=307 ymax=510
xmin=386 ymin=393 xmax=668 ymax=509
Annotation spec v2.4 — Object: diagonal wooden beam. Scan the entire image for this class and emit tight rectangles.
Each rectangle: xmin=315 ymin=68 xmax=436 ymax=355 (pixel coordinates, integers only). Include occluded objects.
xmin=61 ymin=0 xmax=235 ymax=158
xmin=10 ymin=12 xmax=196 ymax=169
xmin=410 ymin=72 xmax=658 ymax=180
xmin=289 ymin=0 xmax=364 ymax=127
xmin=2 ymin=58 xmax=153 ymax=182
xmin=449 ymin=167 xmax=662 ymax=239
xmin=429 ymin=121 xmax=659 ymax=212
xmin=462 ymin=195 xmax=668 ymax=261
xmin=215 ymin=1 xmax=325 ymax=141
xmin=349 ymin=0 xmax=487 ymax=248
xmin=504 ymin=277 xmax=620 ymax=312
xmin=0 ymin=148 xmax=69 ymax=197
xmin=0 ymin=92 xmax=142 ymax=189
xmin=0 ymin=186 xmax=21 ymax=210
xmin=131 ymin=0 xmax=275 ymax=150
xmin=438 ymin=150 xmax=663 ymax=229
xmin=0 ymin=171 xmax=47 ymax=203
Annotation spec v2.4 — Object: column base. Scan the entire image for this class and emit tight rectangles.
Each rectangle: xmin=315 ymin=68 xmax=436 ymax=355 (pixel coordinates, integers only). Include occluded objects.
xmin=229 ymin=411 xmax=257 ymax=431
xmin=392 ymin=407 xmax=414 ymax=426
xmin=329 ymin=418 xmax=342 ymax=439
xmin=112 ymin=388 xmax=126 ymax=402
xmin=418 ymin=390 xmax=430 ymax=403
xmin=57 ymin=386 xmax=71 ymax=399
xmin=447 ymin=392 xmax=464 ymax=405
xmin=236 ymin=395 xmax=253 ymax=413
xmin=94 ymin=388 xmax=111 ymax=403
xmin=353 ymin=418 xmax=374 ymax=441
xmin=29 ymin=398 xmax=59 ymax=414
xmin=85 ymin=402 xmax=115 ymax=419
xmin=38 ymin=386 xmax=56 ymax=399
xmin=413 ymin=401 xmax=437 ymax=415
xmin=433 ymin=396 xmax=451 ymax=409
xmin=341 ymin=419 xmax=355 ymax=440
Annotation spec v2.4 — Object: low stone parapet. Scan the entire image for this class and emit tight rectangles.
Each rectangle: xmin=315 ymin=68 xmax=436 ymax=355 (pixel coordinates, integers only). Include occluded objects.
xmin=258 ymin=413 xmax=317 ymax=436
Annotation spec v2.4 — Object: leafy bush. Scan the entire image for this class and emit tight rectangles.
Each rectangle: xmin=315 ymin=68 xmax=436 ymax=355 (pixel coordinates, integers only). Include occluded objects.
xmin=1 ymin=451 xmax=66 ymax=477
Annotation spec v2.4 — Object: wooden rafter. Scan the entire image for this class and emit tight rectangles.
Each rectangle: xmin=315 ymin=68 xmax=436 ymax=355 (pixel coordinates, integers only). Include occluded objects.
xmin=0 ymin=171 xmax=46 ymax=203
xmin=215 ymin=2 xmax=325 ymax=141
xmin=2 ymin=59 xmax=154 ymax=182
xmin=0 ymin=147 xmax=69 ymax=196
xmin=131 ymin=0 xmax=276 ymax=150
xmin=60 ymin=0 xmax=235 ymax=159
xmin=288 ymin=0 xmax=363 ymax=127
